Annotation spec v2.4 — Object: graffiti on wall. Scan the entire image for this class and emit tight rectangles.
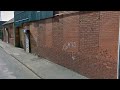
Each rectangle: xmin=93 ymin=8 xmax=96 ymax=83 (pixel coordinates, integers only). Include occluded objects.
xmin=62 ymin=42 xmax=77 ymax=60
xmin=62 ymin=42 xmax=77 ymax=51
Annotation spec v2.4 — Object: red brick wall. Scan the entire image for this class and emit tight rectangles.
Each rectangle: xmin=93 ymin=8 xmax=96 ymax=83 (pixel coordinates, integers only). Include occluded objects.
xmin=98 ymin=11 xmax=119 ymax=78
xmin=21 ymin=11 xmax=119 ymax=79
xmin=9 ymin=24 xmax=15 ymax=46
xmin=29 ymin=22 xmax=39 ymax=55
xmin=15 ymin=27 xmax=20 ymax=47
xmin=3 ymin=23 xmax=15 ymax=46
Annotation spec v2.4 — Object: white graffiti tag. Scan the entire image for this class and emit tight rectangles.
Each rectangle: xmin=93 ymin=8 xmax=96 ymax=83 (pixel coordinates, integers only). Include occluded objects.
xmin=62 ymin=42 xmax=76 ymax=51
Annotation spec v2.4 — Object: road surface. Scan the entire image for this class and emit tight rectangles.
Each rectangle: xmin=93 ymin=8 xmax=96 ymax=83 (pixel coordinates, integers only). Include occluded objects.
xmin=0 ymin=47 xmax=40 ymax=79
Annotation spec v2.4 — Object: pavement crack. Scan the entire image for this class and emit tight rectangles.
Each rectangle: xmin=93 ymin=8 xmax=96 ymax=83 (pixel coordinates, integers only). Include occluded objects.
xmin=10 ymin=54 xmax=43 ymax=79
xmin=2 ymin=48 xmax=43 ymax=79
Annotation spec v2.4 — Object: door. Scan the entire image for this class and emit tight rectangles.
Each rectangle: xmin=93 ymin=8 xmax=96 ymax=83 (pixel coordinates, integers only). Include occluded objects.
xmin=5 ymin=28 xmax=9 ymax=43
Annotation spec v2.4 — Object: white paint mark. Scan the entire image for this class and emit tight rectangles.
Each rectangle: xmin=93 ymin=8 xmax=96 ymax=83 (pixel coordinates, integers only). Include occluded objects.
xmin=72 ymin=56 xmax=75 ymax=60
xmin=62 ymin=42 xmax=77 ymax=51
xmin=62 ymin=42 xmax=77 ymax=60
xmin=71 ymin=52 xmax=76 ymax=60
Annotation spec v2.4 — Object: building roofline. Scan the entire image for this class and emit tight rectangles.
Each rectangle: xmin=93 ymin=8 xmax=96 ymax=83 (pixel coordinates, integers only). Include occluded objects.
xmin=2 ymin=18 xmax=14 ymax=25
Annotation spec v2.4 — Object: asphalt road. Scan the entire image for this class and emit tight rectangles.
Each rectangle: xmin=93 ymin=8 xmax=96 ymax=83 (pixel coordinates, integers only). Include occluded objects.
xmin=0 ymin=47 xmax=40 ymax=79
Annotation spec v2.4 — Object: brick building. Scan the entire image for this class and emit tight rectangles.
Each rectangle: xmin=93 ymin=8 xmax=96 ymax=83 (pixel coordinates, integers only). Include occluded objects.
xmin=14 ymin=11 xmax=120 ymax=79
xmin=2 ymin=18 xmax=15 ymax=46
xmin=0 ymin=21 xmax=6 ymax=40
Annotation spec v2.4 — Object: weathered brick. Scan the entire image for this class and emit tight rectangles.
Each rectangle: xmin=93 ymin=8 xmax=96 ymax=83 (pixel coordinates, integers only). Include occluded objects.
xmin=3 ymin=23 xmax=15 ymax=46
xmin=16 ymin=11 xmax=120 ymax=79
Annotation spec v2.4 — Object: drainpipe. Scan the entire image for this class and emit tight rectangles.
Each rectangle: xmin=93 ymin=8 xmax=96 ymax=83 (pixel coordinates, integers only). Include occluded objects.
xmin=117 ymin=17 xmax=120 ymax=79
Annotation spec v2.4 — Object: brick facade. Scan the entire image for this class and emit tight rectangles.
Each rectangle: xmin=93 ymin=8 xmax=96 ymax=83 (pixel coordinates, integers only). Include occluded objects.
xmin=3 ymin=23 xmax=15 ymax=46
xmin=15 ymin=11 xmax=120 ymax=79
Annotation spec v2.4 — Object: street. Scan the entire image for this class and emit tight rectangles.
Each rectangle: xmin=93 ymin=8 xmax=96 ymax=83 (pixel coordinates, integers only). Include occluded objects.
xmin=0 ymin=40 xmax=87 ymax=79
xmin=0 ymin=47 xmax=40 ymax=79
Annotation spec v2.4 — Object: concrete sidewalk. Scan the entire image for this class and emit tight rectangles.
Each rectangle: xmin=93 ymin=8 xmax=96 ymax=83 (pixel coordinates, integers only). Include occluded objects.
xmin=0 ymin=40 xmax=88 ymax=79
